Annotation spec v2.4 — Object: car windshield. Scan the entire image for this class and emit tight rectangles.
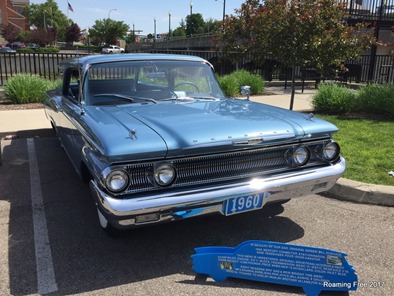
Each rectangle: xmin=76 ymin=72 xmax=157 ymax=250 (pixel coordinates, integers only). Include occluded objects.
xmin=83 ymin=60 xmax=225 ymax=106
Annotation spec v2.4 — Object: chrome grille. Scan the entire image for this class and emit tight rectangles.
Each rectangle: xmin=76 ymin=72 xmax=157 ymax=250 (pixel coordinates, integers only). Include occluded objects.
xmin=121 ymin=141 xmax=329 ymax=196
xmin=174 ymin=148 xmax=287 ymax=185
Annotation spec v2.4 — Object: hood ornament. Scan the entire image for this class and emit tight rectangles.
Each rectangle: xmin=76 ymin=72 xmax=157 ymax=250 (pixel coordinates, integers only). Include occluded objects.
xmin=241 ymin=86 xmax=251 ymax=101
xmin=130 ymin=129 xmax=137 ymax=140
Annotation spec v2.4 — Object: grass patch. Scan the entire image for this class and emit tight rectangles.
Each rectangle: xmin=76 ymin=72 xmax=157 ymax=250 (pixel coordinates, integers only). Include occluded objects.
xmin=317 ymin=114 xmax=394 ymax=186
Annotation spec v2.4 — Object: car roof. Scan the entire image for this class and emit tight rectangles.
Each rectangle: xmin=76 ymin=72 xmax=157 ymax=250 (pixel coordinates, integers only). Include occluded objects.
xmin=64 ymin=53 xmax=208 ymax=69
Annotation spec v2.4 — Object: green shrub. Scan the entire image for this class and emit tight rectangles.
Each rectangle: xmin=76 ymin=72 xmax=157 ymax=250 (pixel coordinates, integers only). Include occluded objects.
xmin=217 ymin=75 xmax=239 ymax=97
xmin=4 ymin=74 xmax=57 ymax=104
xmin=313 ymin=82 xmax=394 ymax=115
xmin=312 ymin=82 xmax=357 ymax=114
xmin=16 ymin=48 xmax=35 ymax=53
xmin=357 ymin=83 xmax=394 ymax=116
xmin=34 ymin=47 xmax=60 ymax=53
xmin=217 ymin=70 xmax=264 ymax=97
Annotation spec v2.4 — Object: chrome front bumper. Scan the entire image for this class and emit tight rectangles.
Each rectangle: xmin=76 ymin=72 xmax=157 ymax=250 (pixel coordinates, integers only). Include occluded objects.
xmin=90 ymin=157 xmax=345 ymax=229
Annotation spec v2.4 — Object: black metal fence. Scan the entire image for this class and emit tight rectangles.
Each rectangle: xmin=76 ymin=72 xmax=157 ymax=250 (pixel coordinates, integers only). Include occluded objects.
xmin=149 ymin=49 xmax=394 ymax=83
xmin=338 ymin=0 xmax=394 ymax=23
xmin=0 ymin=52 xmax=89 ymax=86
xmin=0 ymin=51 xmax=393 ymax=86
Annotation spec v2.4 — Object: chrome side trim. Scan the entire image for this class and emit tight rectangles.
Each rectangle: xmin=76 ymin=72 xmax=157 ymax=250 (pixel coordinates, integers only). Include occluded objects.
xmin=90 ymin=157 xmax=346 ymax=229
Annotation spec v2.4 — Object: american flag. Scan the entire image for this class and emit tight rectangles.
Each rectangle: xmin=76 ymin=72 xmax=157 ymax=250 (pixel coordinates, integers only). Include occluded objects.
xmin=68 ymin=2 xmax=74 ymax=13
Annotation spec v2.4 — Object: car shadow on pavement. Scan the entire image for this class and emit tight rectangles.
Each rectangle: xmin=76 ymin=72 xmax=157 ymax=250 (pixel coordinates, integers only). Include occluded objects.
xmin=2 ymin=136 xmax=306 ymax=296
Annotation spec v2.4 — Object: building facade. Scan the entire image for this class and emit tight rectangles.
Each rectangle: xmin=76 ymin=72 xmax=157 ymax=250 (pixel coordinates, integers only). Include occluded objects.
xmin=0 ymin=0 xmax=29 ymax=43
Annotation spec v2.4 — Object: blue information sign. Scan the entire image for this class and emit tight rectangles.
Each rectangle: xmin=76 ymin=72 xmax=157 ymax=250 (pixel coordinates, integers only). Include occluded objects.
xmin=192 ymin=240 xmax=358 ymax=296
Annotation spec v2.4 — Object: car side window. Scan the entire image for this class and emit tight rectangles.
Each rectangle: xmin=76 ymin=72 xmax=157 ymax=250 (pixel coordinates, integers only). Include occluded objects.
xmin=62 ymin=68 xmax=80 ymax=101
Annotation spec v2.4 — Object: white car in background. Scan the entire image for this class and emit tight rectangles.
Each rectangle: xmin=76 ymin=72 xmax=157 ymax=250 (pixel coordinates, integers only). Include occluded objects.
xmin=102 ymin=45 xmax=125 ymax=54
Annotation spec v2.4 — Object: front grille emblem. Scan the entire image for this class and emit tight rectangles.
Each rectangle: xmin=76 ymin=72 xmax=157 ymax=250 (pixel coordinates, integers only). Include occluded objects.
xmin=233 ymin=138 xmax=263 ymax=145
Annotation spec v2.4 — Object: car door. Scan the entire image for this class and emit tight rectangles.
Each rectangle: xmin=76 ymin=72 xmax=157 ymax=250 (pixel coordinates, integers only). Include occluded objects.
xmin=59 ymin=67 xmax=84 ymax=171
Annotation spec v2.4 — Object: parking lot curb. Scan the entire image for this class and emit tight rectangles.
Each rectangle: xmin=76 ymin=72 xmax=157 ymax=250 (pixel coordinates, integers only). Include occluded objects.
xmin=326 ymin=178 xmax=394 ymax=207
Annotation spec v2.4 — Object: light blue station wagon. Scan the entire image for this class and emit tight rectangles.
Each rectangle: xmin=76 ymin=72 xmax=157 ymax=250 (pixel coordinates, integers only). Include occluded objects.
xmin=44 ymin=54 xmax=345 ymax=236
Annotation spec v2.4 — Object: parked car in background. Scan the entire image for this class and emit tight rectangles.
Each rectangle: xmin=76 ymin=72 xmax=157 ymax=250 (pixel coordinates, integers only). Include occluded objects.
xmin=6 ymin=42 xmax=26 ymax=49
xmin=0 ymin=47 xmax=16 ymax=53
xmin=44 ymin=54 xmax=345 ymax=236
xmin=27 ymin=43 xmax=40 ymax=49
xmin=102 ymin=45 xmax=125 ymax=54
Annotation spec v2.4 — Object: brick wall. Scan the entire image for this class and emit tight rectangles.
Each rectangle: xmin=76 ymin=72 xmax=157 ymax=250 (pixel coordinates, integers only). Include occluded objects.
xmin=0 ymin=0 xmax=29 ymax=31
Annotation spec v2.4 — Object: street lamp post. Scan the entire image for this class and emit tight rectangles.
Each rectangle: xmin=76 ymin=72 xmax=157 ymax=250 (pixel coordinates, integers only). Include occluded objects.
xmin=168 ymin=11 xmax=172 ymax=38
xmin=154 ymin=17 xmax=157 ymax=42
xmin=189 ymin=1 xmax=193 ymax=37
xmin=215 ymin=0 xmax=226 ymax=23
xmin=108 ymin=9 xmax=117 ymax=19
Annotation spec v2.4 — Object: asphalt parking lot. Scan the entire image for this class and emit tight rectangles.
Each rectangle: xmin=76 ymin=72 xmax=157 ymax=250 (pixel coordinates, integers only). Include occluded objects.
xmin=0 ymin=135 xmax=393 ymax=296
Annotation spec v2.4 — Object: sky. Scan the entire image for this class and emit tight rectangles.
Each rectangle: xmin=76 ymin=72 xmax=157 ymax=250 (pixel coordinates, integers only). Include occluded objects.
xmin=30 ymin=0 xmax=247 ymax=35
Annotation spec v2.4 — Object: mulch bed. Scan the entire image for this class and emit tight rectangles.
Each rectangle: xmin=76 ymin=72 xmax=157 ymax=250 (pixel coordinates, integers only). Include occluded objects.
xmin=0 ymin=101 xmax=44 ymax=111
xmin=0 ymin=92 xmax=44 ymax=110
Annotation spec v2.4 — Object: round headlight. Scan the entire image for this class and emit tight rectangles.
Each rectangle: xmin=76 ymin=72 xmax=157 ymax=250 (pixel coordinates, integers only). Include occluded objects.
xmin=323 ymin=142 xmax=340 ymax=161
xmin=154 ymin=164 xmax=176 ymax=186
xmin=293 ymin=146 xmax=310 ymax=166
xmin=105 ymin=170 xmax=129 ymax=192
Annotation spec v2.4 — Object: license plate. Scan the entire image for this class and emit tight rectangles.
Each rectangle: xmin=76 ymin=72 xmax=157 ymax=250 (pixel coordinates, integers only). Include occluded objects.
xmin=223 ymin=192 xmax=270 ymax=216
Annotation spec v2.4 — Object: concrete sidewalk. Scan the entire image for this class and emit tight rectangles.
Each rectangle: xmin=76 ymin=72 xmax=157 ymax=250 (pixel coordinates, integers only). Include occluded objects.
xmin=0 ymin=88 xmax=392 ymax=207
xmin=247 ymin=87 xmax=315 ymax=112
xmin=0 ymin=109 xmax=51 ymax=134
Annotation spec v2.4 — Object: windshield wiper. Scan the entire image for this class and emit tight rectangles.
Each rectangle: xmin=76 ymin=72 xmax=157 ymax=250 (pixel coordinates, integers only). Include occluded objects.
xmin=189 ymin=96 xmax=221 ymax=101
xmin=94 ymin=93 xmax=157 ymax=104
xmin=94 ymin=93 xmax=134 ymax=102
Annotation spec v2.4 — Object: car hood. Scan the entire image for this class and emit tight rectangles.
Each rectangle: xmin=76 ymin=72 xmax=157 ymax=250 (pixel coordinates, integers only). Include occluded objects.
xmin=85 ymin=99 xmax=338 ymax=161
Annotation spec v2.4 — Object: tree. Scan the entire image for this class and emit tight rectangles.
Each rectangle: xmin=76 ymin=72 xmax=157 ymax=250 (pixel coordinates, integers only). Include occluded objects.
xmin=173 ymin=19 xmax=187 ymax=38
xmin=23 ymin=0 xmax=70 ymax=41
xmin=204 ymin=18 xmax=221 ymax=34
xmin=89 ymin=19 xmax=129 ymax=46
xmin=0 ymin=24 xmax=21 ymax=43
xmin=24 ymin=28 xmax=57 ymax=46
xmin=218 ymin=0 xmax=375 ymax=109
xmin=186 ymin=13 xmax=205 ymax=36
xmin=65 ymin=22 xmax=81 ymax=43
